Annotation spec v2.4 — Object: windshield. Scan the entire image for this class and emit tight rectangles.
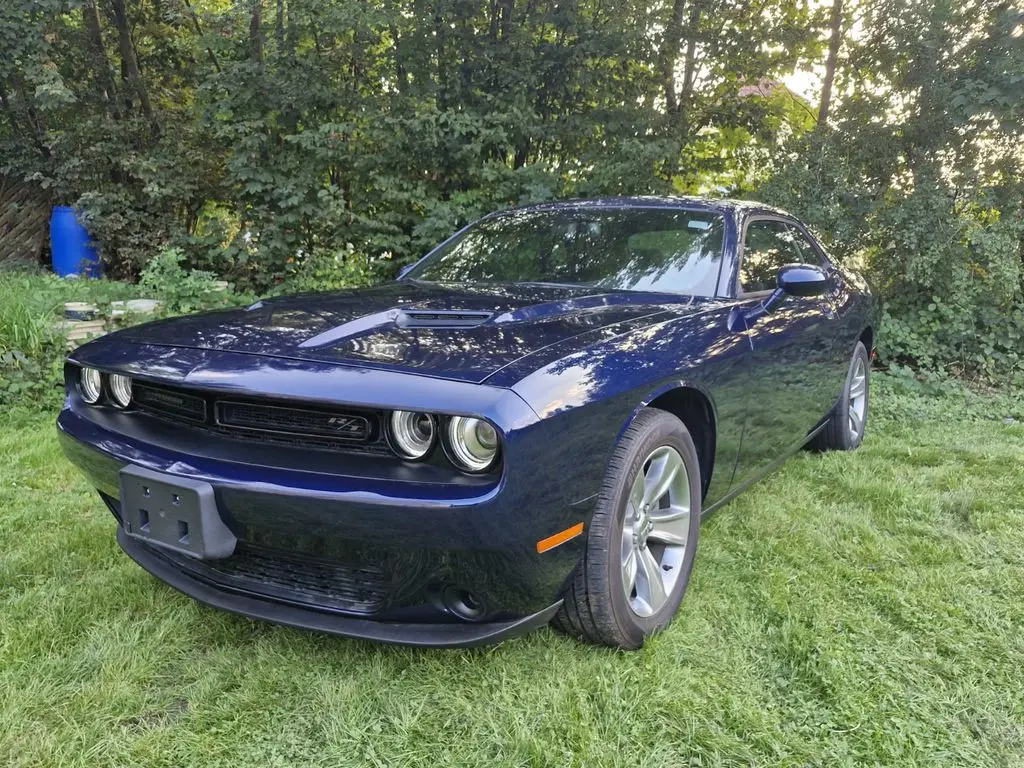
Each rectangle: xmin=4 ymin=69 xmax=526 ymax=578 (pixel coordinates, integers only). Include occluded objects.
xmin=405 ymin=207 xmax=726 ymax=296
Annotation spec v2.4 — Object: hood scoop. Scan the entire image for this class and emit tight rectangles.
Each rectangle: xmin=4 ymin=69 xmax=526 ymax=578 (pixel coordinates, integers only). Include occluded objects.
xmin=395 ymin=309 xmax=493 ymax=329
xmin=297 ymin=308 xmax=493 ymax=350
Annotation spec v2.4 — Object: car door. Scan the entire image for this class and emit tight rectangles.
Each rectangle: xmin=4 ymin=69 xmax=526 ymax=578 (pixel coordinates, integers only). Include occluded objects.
xmin=729 ymin=216 xmax=840 ymax=487
xmin=786 ymin=222 xmax=852 ymax=396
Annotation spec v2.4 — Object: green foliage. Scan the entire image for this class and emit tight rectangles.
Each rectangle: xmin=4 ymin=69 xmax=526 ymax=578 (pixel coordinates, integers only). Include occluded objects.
xmin=0 ymin=273 xmax=70 ymax=411
xmin=0 ymin=270 xmax=254 ymax=412
xmin=0 ymin=0 xmax=1020 ymax=380
xmin=0 ymin=0 xmax=817 ymax=288
xmin=0 ymin=281 xmax=60 ymax=359
xmin=758 ymin=1 xmax=1024 ymax=381
xmin=0 ymin=349 xmax=64 ymax=414
xmin=273 ymin=247 xmax=376 ymax=296
xmin=874 ymin=366 xmax=1024 ymax=425
xmin=139 ymin=247 xmax=227 ymax=314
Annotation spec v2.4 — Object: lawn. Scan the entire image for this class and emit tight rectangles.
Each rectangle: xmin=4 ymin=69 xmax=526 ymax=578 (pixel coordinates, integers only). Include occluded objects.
xmin=2 ymin=380 xmax=1023 ymax=767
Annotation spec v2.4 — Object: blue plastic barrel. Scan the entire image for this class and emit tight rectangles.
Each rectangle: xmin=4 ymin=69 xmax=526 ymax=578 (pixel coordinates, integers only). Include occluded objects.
xmin=51 ymin=206 xmax=102 ymax=278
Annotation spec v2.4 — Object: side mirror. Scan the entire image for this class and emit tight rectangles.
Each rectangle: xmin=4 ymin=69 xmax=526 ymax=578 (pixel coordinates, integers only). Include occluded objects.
xmin=757 ymin=263 xmax=829 ymax=315
xmin=777 ymin=263 xmax=828 ymax=297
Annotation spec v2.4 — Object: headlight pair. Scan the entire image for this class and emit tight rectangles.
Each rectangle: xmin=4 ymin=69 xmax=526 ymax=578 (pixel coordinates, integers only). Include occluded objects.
xmin=387 ymin=410 xmax=500 ymax=473
xmin=77 ymin=367 xmax=132 ymax=409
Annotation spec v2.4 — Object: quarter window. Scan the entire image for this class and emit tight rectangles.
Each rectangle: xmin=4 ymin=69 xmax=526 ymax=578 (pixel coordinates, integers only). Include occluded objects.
xmin=739 ymin=220 xmax=804 ymax=293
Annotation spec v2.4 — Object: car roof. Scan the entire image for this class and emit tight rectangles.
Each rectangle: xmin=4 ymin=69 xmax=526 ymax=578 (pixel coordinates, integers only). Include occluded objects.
xmin=505 ymin=195 xmax=794 ymax=218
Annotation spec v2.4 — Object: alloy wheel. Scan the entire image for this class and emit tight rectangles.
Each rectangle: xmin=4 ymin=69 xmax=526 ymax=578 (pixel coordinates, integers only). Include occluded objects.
xmin=620 ymin=445 xmax=691 ymax=618
xmin=848 ymin=356 xmax=867 ymax=441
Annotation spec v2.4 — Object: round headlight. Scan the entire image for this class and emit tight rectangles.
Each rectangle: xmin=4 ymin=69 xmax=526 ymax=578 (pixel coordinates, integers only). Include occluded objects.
xmin=388 ymin=410 xmax=436 ymax=460
xmin=78 ymin=367 xmax=102 ymax=404
xmin=108 ymin=374 xmax=133 ymax=408
xmin=446 ymin=416 xmax=499 ymax=473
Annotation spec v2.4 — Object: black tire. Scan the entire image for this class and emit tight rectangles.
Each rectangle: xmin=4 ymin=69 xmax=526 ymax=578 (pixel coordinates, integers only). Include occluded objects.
xmin=813 ymin=340 xmax=870 ymax=451
xmin=552 ymin=408 xmax=702 ymax=649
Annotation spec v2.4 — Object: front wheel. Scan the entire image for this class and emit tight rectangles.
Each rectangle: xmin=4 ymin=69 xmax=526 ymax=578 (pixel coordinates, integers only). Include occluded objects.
xmin=553 ymin=408 xmax=701 ymax=649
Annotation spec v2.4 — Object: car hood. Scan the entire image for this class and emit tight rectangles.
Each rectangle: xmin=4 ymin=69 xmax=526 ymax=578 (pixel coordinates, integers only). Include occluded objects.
xmin=115 ymin=282 xmax=694 ymax=383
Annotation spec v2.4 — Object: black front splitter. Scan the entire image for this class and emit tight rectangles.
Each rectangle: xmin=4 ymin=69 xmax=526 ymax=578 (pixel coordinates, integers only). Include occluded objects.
xmin=116 ymin=528 xmax=561 ymax=648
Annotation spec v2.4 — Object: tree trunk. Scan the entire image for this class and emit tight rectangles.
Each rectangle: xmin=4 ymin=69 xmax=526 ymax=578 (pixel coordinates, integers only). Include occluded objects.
xmin=817 ymin=0 xmax=843 ymax=130
xmin=496 ymin=0 xmax=513 ymax=40
xmin=679 ymin=5 xmax=700 ymax=105
xmin=182 ymin=0 xmax=221 ymax=73
xmin=659 ymin=0 xmax=687 ymax=114
xmin=513 ymin=141 xmax=529 ymax=170
xmin=8 ymin=75 xmax=50 ymax=158
xmin=434 ymin=7 xmax=448 ymax=110
xmin=276 ymin=0 xmax=285 ymax=53
xmin=488 ymin=0 xmax=500 ymax=40
xmin=391 ymin=24 xmax=408 ymax=94
xmin=106 ymin=0 xmax=157 ymax=130
xmin=83 ymin=0 xmax=121 ymax=117
xmin=250 ymin=0 xmax=264 ymax=66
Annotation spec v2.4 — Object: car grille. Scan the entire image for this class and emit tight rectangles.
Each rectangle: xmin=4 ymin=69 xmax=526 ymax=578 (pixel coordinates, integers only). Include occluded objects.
xmin=132 ymin=382 xmax=386 ymax=454
xmin=134 ymin=383 xmax=207 ymax=423
xmin=158 ymin=545 xmax=389 ymax=615
xmin=216 ymin=400 xmax=371 ymax=440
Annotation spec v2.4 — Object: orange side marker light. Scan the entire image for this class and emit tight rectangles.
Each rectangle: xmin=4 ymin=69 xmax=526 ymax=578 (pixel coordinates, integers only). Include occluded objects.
xmin=536 ymin=522 xmax=585 ymax=554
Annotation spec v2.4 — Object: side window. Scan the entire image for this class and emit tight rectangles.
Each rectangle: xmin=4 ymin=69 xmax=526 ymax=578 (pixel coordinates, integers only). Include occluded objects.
xmin=787 ymin=225 xmax=827 ymax=267
xmin=739 ymin=219 xmax=803 ymax=293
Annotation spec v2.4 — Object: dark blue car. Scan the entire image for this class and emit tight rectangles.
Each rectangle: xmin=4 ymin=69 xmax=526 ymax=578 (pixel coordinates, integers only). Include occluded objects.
xmin=58 ymin=197 xmax=878 ymax=649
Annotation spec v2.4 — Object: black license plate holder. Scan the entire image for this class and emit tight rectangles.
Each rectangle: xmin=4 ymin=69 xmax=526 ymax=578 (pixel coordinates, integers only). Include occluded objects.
xmin=118 ymin=465 xmax=236 ymax=560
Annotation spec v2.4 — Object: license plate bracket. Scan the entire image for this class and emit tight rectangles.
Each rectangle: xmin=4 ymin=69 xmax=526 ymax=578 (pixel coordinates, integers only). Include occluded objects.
xmin=118 ymin=465 xmax=236 ymax=560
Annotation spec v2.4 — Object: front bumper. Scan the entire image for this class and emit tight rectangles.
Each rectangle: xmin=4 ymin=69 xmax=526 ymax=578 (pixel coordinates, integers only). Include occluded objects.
xmin=117 ymin=528 xmax=562 ymax=647
xmin=57 ymin=404 xmax=594 ymax=647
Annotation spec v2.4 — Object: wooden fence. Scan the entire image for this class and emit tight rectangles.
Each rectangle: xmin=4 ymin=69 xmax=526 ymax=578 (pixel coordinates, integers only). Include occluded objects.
xmin=0 ymin=176 xmax=50 ymax=268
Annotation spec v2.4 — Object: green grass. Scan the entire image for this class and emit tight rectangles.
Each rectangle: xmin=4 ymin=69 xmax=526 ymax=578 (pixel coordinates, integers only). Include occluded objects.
xmin=2 ymin=385 xmax=1024 ymax=767
xmin=0 ymin=271 xmax=142 ymax=355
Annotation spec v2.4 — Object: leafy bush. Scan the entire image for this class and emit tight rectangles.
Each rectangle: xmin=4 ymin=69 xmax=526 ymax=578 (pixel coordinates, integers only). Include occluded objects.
xmin=0 ymin=281 xmax=61 ymax=359
xmin=760 ymin=133 xmax=1024 ymax=383
xmin=0 ymin=273 xmax=70 ymax=411
xmin=873 ymin=367 xmax=1024 ymax=427
xmin=0 ymin=349 xmax=65 ymax=414
xmin=0 ymin=268 xmax=255 ymax=413
xmin=139 ymin=248 xmax=252 ymax=314
xmin=273 ymin=247 xmax=376 ymax=295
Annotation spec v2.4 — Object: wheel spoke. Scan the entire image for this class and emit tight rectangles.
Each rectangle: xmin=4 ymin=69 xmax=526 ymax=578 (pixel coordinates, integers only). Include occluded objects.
xmin=849 ymin=408 xmax=863 ymax=437
xmin=648 ymin=505 xmax=690 ymax=546
xmin=850 ymin=375 xmax=866 ymax=399
xmin=628 ymin=472 xmax=644 ymax=517
xmin=642 ymin=449 xmax=681 ymax=508
xmin=635 ymin=545 xmax=667 ymax=613
xmin=621 ymin=548 xmax=638 ymax=597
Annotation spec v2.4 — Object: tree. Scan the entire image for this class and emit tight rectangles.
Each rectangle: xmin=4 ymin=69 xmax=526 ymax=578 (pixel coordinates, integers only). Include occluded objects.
xmin=762 ymin=0 xmax=1024 ymax=377
xmin=817 ymin=0 xmax=843 ymax=129
xmin=5 ymin=0 xmax=1019 ymax=382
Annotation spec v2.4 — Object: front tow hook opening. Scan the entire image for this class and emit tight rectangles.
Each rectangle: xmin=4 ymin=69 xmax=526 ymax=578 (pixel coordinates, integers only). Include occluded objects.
xmin=441 ymin=585 xmax=488 ymax=622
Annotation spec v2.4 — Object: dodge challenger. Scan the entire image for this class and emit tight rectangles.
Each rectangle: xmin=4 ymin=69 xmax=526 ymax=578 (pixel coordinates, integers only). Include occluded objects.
xmin=57 ymin=197 xmax=877 ymax=649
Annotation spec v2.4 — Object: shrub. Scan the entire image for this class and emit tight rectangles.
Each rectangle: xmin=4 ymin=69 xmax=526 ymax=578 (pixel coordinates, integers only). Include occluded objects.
xmin=0 ymin=273 xmax=68 ymax=411
xmin=273 ymin=247 xmax=377 ymax=295
xmin=139 ymin=248 xmax=252 ymax=314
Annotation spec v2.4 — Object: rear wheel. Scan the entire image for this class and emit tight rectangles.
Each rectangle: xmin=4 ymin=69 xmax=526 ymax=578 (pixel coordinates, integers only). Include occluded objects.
xmin=553 ymin=408 xmax=701 ymax=649
xmin=813 ymin=340 xmax=870 ymax=451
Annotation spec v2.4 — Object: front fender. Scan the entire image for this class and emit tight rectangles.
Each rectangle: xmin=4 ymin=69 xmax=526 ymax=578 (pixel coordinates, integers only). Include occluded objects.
xmin=507 ymin=305 xmax=750 ymax=508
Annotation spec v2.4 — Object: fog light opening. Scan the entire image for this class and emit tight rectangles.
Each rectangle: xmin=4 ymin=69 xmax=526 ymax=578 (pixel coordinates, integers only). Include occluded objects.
xmin=442 ymin=585 xmax=487 ymax=622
